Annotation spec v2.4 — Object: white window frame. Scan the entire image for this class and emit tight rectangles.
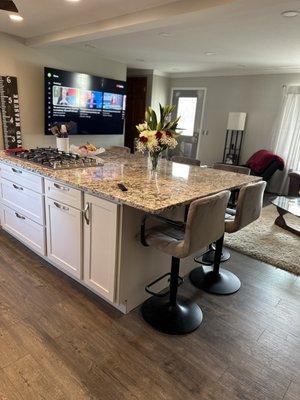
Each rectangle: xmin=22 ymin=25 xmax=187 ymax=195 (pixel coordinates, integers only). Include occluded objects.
xmin=170 ymin=87 xmax=207 ymax=159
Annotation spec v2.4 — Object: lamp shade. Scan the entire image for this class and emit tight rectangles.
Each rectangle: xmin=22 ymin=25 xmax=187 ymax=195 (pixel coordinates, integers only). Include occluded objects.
xmin=227 ymin=112 xmax=247 ymax=131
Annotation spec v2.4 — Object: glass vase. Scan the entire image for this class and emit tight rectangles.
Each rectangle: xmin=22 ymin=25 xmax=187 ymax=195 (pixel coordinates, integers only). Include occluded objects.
xmin=148 ymin=152 xmax=161 ymax=171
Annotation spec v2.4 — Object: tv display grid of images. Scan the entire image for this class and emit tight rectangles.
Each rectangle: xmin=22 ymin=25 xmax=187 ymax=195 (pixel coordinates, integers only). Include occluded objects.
xmin=45 ymin=67 xmax=126 ymax=135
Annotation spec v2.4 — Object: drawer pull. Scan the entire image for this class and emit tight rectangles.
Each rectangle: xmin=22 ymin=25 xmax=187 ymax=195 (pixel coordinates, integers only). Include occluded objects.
xmin=15 ymin=212 xmax=25 ymax=220
xmin=12 ymin=167 xmax=22 ymax=174
xmin=53 ymin=183 xmax=69 ymax=192
xmin=54 ymin=201 xmax=69 ymax=212
xmin=13 ymin=184 xmax=23 ymax=191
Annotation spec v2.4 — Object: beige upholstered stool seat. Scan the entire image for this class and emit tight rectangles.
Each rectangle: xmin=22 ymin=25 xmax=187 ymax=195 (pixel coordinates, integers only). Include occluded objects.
xmin=200 ymin=162 xmax=251 ymax=265
xmin=141 ymin=190 xmax=230 ymax=334
xmin=213 ymin=163 xmax=251 ymax=175
xmin=109 ymin=145 xmax=131 ymax=154
xmin=190 ymin=181 xmax=266 ymax=295
xmin=171 ymin=156 xmax=201 ymax=166
xmin=225 ymin=181 xmax=267 ymax=234
xmin=145 ymin=224 xmax=185 ymax=255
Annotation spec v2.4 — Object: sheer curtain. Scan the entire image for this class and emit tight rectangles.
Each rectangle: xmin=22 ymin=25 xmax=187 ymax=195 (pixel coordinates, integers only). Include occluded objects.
xmin=272 ymin=86 xmax=300 ymax=193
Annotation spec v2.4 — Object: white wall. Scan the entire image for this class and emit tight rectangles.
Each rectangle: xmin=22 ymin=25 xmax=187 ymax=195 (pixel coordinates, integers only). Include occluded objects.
xmin=151 ymin=74 xmax=170 ymax=114
xmin=170 ymin=73 xmax=300 ymax=166
xmin=0 ymin=32 xmax=127 ymax=149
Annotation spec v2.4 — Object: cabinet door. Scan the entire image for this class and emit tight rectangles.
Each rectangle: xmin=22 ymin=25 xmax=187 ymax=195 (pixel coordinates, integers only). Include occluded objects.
xmin=46 ymin=198 xmax=82 ymax=279
xmin=84 ymin=195 xmax=119 ymax=302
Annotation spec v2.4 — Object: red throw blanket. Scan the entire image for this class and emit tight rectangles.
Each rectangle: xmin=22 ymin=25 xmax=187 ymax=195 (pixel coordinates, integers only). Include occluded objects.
xmin=246 ymin=150 xmax=284 ymax=174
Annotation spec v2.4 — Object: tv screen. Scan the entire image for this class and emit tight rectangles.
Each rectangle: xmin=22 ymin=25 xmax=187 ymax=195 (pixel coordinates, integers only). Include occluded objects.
xmin=44 ymin=67 xmax=126 ymax=135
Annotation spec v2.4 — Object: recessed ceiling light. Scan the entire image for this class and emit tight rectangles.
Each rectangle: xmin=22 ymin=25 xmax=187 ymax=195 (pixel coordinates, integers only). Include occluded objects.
xmin=66 ymin=0 xmax=81 ymax=2
xmin=204 ymin=52 xmax=216 ymax=56
xmin=281 ymin=10 xmax=299 ymax=17
xmin=9 ymin=14 xmax=24 ymax=22
xmin=159 ymin=32 xmax=171 ymax=37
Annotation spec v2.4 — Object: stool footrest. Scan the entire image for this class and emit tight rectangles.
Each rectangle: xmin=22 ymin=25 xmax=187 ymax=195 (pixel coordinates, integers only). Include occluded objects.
xmin=145 ymin=272 xmax=184 ymax=297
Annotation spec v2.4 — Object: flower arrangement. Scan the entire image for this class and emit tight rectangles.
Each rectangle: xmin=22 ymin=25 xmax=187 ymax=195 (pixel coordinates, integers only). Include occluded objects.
xmin=136 ymin=104 xmax=180 ymax=171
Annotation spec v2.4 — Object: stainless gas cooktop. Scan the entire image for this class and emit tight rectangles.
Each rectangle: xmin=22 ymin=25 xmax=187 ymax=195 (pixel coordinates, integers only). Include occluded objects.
xmin=10 ymin=148 xmax=101 ymax=170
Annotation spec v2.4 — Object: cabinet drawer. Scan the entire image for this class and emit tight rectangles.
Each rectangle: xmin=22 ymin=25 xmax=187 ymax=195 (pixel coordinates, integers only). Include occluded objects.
xmin=45 ymin=179 xmax=82 ymax=209
xmin=0 ymin=204 xmax=46 ymax=256
xmin=0 ymin=178 xmax=44 ymax=225
xmin=46 ymin=198 xmax=82 ymax=279
xmin=0 ymin=163 xmax=43 ymax=193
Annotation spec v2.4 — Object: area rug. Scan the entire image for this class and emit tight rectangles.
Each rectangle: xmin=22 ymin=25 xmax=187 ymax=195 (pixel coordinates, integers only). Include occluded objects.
xmin=224 ymin=204 xmax=300 ymax=275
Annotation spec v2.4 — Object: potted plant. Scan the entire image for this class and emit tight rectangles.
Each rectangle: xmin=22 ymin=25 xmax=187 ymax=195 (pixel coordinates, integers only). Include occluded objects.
xmin=136 ymin=104 xmax=180 ymax=171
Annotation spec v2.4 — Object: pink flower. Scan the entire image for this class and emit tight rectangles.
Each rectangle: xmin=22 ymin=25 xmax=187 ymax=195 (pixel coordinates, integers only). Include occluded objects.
xmin=166 ymin=131 xmax=173 ymax=137
xmin=155 ymin=131 xmax=163 ymax=139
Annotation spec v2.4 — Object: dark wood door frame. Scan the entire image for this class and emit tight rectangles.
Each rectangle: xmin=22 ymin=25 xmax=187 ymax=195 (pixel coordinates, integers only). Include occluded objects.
xmin=125 ymin=76 xmax=147 ymax=153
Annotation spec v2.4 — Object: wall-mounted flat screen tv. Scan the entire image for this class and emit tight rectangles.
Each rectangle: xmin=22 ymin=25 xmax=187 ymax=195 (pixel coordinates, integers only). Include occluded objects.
xmin=44 ymin=67 xmax=126 ymax=135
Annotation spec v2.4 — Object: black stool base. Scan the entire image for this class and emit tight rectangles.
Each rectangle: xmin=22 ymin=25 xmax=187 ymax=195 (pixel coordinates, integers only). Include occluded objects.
xmin=197 ymin=247 xmax=231 ymax=266
xmin=190 ymin=266 xmax=241 ymax=295
xmin=141 ymin=295 xmax=203 ymax=335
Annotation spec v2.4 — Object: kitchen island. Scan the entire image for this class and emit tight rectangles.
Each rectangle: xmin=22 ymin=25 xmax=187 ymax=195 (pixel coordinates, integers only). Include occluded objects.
xmin=0 ymin=151 xmax=260 ymax=312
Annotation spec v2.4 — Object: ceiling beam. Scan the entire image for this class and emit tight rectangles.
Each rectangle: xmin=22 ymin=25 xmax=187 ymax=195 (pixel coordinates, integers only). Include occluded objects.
xmin=26 ymin=0 xmax=236 ymax=47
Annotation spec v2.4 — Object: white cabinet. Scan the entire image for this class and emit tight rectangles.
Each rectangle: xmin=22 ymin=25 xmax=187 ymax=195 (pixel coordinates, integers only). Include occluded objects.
xmin=0 ymin=203 xmax=46 ymax=256
xmin=45 ymin=198 xmax=82 ymax=279
xmin=0 ymin=178 xmax=44 ymax=225
xmin=83 ymin=195 xmax=119 ymax=302
xmin=45 ymin=179 xmax=82 ymax=209
xmin=0 ymin=163 xmax=43 ymax=193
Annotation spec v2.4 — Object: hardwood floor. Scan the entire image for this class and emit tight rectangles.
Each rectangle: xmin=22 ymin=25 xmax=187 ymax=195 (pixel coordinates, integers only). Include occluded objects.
xmin=0 ymin=229 xmax=299 ymax=400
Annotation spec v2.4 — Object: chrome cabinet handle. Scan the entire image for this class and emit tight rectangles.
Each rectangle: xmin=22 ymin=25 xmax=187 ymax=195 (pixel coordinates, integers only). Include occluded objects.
xmin=83 ymin=203 xmax=90 ymax=225
xmin=53 ymin=183 xmax=69 ymax=191
xmin=15 ymin=212 xmax=25 ymax=220
xmin=53 ymin=201 xmax=69 ymax=211
xmin=13 ymin=184 xmax=23 ymax=191
xmin=12 ymin=167 xmax=22 ymax=174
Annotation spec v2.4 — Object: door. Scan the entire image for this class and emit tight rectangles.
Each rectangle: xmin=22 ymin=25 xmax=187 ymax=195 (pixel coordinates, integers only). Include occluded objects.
xmin=125 ymin=77 xmax=147 ymax=152
xmin=170 ymin=88 xmax=206 ymax=159
xmin=46 ymin=198 xmax=82 ymax=279
xmin=83 ymin=195 xmax=119 ymax=302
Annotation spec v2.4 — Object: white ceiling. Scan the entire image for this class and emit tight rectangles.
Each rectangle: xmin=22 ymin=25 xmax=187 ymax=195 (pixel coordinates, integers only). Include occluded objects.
xmin=0 ymin=0 xmax=175 ymax=37
xmin=1 ymin=0 xmax=300 ymax=76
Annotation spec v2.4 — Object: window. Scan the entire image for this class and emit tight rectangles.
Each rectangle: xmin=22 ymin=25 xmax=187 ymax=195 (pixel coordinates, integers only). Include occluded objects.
xmin=273 ymin=85 xmax=300 ymax=192
xmin=176 ymin=97 xmax=198 ymax=136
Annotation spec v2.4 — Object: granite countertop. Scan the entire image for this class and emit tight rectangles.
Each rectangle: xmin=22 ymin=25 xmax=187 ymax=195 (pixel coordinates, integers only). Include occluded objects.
xmin=0 ymin=151 xmax=261 ymax=214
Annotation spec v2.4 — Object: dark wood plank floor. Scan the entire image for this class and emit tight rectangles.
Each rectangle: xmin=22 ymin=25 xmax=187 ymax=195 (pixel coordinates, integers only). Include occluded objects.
xmin=0 ymin=229 xmax=299 ymax=400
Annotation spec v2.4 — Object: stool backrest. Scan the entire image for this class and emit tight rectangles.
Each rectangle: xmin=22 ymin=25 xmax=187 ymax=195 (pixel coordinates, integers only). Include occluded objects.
xmin=109 ymin=146 xmax=131 ymax=154
xmin=184 ymin=191 xmax=230 ymax=256
xmin=226 ymin=181 xmax=266 ymax=233
xmin=171 ymin=156 xmax=201 ymax=166
xmin=213 ymin=163 xmax=250 ymax=175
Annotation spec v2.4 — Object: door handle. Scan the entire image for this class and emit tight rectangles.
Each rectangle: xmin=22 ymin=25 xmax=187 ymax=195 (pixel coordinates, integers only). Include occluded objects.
xmin=13 ymin=184 xmax=23 ymax=191
xmin=53 ymin=201 xmax=69 ymax=212
xmin=83 ymin=203 xmax=90 ymax=225
xmin=15 ymin=212 xmax=25 ymax=220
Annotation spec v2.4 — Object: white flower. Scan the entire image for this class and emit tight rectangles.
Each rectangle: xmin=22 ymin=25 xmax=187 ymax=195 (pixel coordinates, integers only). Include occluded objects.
xmin=160 ymin=135 xmax=178 ymax=149
xmin=136 ymin=122 xmax=149 ymax=132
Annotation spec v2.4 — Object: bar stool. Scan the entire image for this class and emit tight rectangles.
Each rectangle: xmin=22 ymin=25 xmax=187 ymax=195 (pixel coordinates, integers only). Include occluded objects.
xmin=109 ymin=145 xmax=131 ymax=154
xmin=140 ymin=190 xmax=230 ymax=334
xmin=200 ymin=163 xmax=251 ymax=265
xmin=213 ymin=163 xmax=251 ymax=175
xmin=171 ymin=156 xmax=201 ymax=166
xmin=190 ymin=181 xmax=266 ymax=295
